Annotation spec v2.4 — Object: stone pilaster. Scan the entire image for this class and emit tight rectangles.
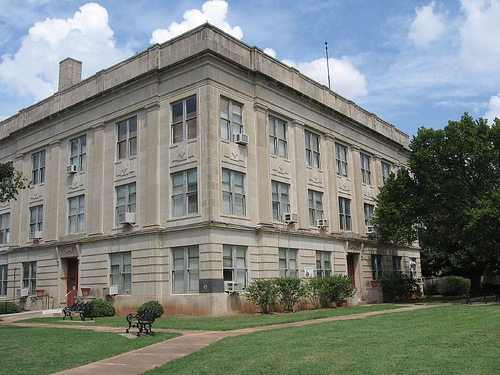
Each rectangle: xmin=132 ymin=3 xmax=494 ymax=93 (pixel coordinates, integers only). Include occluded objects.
xmin=87 ymin=123 xmax=105 ymax=236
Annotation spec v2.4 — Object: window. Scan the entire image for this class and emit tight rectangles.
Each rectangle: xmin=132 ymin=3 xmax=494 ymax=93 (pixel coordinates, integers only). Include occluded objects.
xmin=172 ymin=246 xmax=199 ymax=293
xmin=116 ymin=183 xmax=136 ymax=224
xmin=336 ymin=143 xmax=348 ymax=177
xmin=29 ymin=205 xmax=43 ymax=239
xmin=0 ymin=213 xmax=10 ymax=244
xmin=171 ymin=96 xmax=197 ymax=144
xmin=0 ymin=265 xmax=7 ymax=296
xmin=316 ymin=251 xmax=332 ymax=277
xmin=338 ymin=197 xmax=352 ymax=231
xmin=32 ymin=150 xmax=45 ymax=185
xmin=393 ymin=256 xmax=402 ymax=275
xmin=410 ymin=257 xmax=418 ymax=279
xmin=364 ymin=203 xmax=374 ymax=229
xmin=220 ymin=97 xmax=243 ymax=141
xmin=22 ymin=261 xmax=37 ymax=295
xmin=305 ymin=130 xmax=321 ymax=168
xmin=222 ymin=169 xmax=245 ymax=216
xmin=171 ymin=169 xmax=198 ymax=217
xmin=269 ymin=115 xmax=287 ymax=158
xmin=381 ymin=161 xmax=391 ymax=183
xmin=308 ymin=190 xmax=324 ymax=226
xmin=69 ymin=135 xmax=87 ymax=172
xmin=360 ymin=152 xmax=372 ymax=185
xmin=68 ymin=195 xmax=85 ymax=233
xmin=271 ymin=181 xmax=290 ymax=221
xmin=371 ymin=254 xmax=383 ymax=280
xmin=117 ymin=116 xmax=137 ymax=159
xmin=223 ymin=245 xmax=247 ymax=287
xmin=110 ymin=252 xmax=131 ymax=294
xmin=279 ymin=248 xmax=299 ymax=278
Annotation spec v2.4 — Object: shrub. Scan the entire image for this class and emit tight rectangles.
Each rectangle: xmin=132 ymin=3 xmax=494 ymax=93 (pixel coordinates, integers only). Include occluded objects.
xmin=380 ymin=273 xmax=420 ymax=301
xmin=137 ymin=300 xmax=164 ymax=318
xmin=245 ymin=279 xmax=278 ymax=314
xmin=308 ymin=277 xmax=326 ymax=309
xmin=0 ymin=302 xmax=21 ymax=314
xmin=322 ymin=275 xmax=356 ymax=307
xmin=92 ymin=299 xmax=115 ymax=317
xmin=274 ymin=277 xmax=308 ymax=312
xmin=438 ymin=276 xmax=471 ymax=296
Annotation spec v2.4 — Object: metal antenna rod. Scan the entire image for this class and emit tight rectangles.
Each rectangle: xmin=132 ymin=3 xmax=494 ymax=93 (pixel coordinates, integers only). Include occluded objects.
xmin=325 ymin=41 xmax=331 ymax=90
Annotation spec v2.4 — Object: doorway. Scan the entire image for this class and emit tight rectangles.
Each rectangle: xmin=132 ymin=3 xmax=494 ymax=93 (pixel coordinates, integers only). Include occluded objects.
xmin=347 ymin=253 xmax=357 ymax=287
xmin=66 ymin=258 xmax=79 ymax=307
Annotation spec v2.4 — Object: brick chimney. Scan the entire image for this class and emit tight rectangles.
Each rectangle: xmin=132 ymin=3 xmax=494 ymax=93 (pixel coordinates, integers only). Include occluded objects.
xmin=58 ymin=58 xmax=82 ymax=91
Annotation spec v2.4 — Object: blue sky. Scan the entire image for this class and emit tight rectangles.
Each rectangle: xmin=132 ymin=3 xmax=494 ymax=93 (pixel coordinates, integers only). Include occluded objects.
xmin=0 ymin=0 xmax=499 ymax=137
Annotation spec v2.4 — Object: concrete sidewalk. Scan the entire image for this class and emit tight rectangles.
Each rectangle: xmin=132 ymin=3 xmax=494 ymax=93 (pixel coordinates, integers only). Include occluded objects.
xmin=6 ymin=304 xmax=438 ymax=375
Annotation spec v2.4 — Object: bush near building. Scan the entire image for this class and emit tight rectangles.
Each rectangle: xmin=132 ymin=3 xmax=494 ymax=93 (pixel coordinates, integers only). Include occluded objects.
xmin=0 ymin=302 xmax=21 ymax=314
xmin=137 ymin=300 xmax=164 ymax=318
xmin=274 ymin=277 xmax=308 ymax=312
xmin=438 ymin=276 xmax=471 ymax=296
xmin=245 ymin=279 xmax=279 ymax=314
xmin=380 ymin=274 xmax=420 ymax=302
xmin=92 ymin=299 xmax=115 ymax=317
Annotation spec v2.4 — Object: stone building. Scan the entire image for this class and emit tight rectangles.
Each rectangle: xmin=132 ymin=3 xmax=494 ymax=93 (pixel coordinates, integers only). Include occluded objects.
xmin=0 ymin=24 xmax=420 ymax=315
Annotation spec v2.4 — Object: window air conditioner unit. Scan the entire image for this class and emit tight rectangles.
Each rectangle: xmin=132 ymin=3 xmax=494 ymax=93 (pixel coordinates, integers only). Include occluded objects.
xmin=282 ymin=213 xmax=298 ymax=224
xmin=317 ymin=219 xmax=329 ymax=228
xmin=17 ymin=288 xmax=29 ymax=298
xmin=33 ymin=231 xmax=43 ymax=240
xmin=103 ymin=286 xmax=119 ymax=296
xmin=234 ymin=133 xmax=250 ymax=145
xmin=224 ymin=281 xmax=244 ymax=293
xmin=118 ymin=212 xmax=136 ymax=225
xmin=366 ymin=225 xmax=374 ymax=234
xmin=67 ymin=164 xmax=77 ymax=174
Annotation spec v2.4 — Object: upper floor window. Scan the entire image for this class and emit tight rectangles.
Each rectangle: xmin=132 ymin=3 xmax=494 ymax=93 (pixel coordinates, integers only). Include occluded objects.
xmin=22 ymin=261 xmax=37 ymax=295
xmin=68 ymin=195 xmax=85 ymax=233
xmin=116 ymin=183 xmax=136 ymax=224
xmin=279 ymin=248 xmax=299 ymax=278
xmin=220 ymin=97 xmax=243 ymax=141
xmin=32 ymin=150 xmax=45 ymax=185
xmin=381 ymin=161 xmax=391 ymax=183
xmin=0 ymin=265 xmax=7 ymax=296
xmin=364 ymin=203 xmax=374 ymax=230
xmin=360 ymin=153 xmax=372 ymax=185
xmin=171 ymin=96 xmax=197 ymax=144
xmin=338 ymin=197 xmax=352 ymax=231
xmin=69 ymin=135 xmax=87 ymax=172
xmin=222 ymin=169 xmax=245 ymax=216
xmin=117 ymin=117 xmax=137 ymax=160
xmin=171 ymin=169 xmax=198 ymax=217
xmin=305 ymin=130 xmax=321 ymax=168
xmin=29 ymin=205 xmax=43 ymax=240
xmin=223 ymin=245 xmax=247 ymax=288
xmin=172 ymin=246 xmax=199 ymax=293
xmin=316 ymin=251 xmax=332 ymax=277
xmin=271 ymin=181 xmax=290 ymax=221
xmin=308 ymin=190 xmax=324 ymax=226
xmin=336 ymin=143 xmax=348 ymax=177
xmin=371 ymin=254 xmax=383 ymax=280
xmin=269 ymin=116 xmax=287 ymax=158
xmin=393 ymin=256 xmax=402 ymax=276
xmin=0 ymin=213 xmax=10 ymax=245
xmin=110 ymin=252 xmax=131 ymax=294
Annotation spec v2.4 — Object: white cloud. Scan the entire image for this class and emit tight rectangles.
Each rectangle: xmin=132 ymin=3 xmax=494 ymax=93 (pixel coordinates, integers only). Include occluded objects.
xmin=483 ymin=95 xmax=500 ymax=123
xmin=263 ymin=48 xmax=276 ymax=58
xmin=0 ymin=2 xmax=132 ymax=102
xmin=150 ymin=0 xmax=243 ymax=44
xmin=459 ymin=0 xmax=500 ymax=73
xmin=283 ymin=57 xmax=368 ymax=101
xmin=408 ymin=1 xmax=446 ymax=47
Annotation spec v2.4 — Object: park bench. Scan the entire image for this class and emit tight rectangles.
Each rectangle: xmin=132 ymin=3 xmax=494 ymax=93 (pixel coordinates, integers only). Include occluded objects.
xmin=62 ymin=301 xmax=95 ymax=321
xmin=466 ymin=283 xmax=500 ymax=305
xmin=125 ymin=307 xmax=160 ymax=336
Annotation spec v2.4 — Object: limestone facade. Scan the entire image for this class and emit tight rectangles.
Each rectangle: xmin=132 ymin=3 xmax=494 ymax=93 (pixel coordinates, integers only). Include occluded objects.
xmin=0 ymin=24 xmax=420 ymax=315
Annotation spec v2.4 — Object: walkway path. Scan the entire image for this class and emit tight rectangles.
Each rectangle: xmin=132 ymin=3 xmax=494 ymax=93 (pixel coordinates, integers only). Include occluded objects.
xmin=5 ymin=304 xmax=439 ymax=375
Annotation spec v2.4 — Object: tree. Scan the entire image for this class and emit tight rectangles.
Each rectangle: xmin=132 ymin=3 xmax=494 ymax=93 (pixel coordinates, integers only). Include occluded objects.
xmin=0 ymin=162 xmax=30 ymax=203
xmin=374 ymin=114 xmax=500 ymax=291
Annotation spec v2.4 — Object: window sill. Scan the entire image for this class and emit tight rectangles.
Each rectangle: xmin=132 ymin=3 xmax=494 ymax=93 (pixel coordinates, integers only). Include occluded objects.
xmin=220 ymin=213 xmax=250 ymax=221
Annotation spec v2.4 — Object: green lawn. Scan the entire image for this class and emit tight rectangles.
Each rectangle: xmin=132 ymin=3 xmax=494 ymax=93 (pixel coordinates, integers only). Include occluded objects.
xmin=20 ymin=304 xmax=401 ymax=331
xmin=0 ymin=326 xmax=178 ymax=375
xmin=144 ymin=304 xmax=500 ymax=375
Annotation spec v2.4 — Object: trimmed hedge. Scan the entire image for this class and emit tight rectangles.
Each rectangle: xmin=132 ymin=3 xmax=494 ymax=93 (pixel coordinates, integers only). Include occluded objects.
xmin=380 ymin=273 xmax=420 ymax=301
xmin=137 ymin=300 xmax=164 ymax=318
xmin=0 ymin=302 xmax=21 ymax=315
xmin=92 ymin=299 xmax=115 ymax=317
xmin=438 ymin=276 xmax=471 ymax=296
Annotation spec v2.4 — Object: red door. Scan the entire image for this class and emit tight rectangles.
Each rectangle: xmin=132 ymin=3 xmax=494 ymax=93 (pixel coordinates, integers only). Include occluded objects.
xmin=67 ymin=258 xmax=79 ymax=307
xmin=347 ymin=253 xmax=356 ymax=286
